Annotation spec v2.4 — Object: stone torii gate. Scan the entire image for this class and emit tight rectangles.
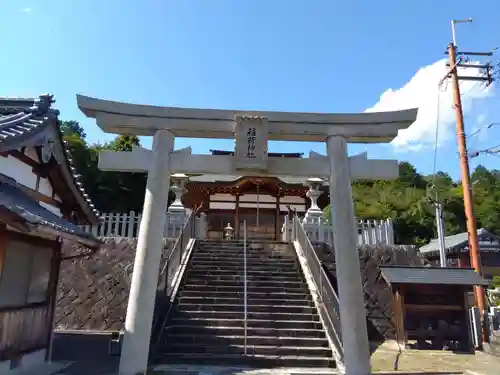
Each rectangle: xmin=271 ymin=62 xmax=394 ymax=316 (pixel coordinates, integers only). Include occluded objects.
xmin=77 ymin=95 xmax=418 ymax=375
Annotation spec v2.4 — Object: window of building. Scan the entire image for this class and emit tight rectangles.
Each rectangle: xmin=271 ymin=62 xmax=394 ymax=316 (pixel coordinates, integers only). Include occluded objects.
xmin=0 ymin=239 xmax=53 ymax=308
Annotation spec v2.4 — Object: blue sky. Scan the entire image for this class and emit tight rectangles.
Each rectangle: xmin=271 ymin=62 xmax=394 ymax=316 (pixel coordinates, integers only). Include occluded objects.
xmin=1 ymin=0 xmax=499 ymax=179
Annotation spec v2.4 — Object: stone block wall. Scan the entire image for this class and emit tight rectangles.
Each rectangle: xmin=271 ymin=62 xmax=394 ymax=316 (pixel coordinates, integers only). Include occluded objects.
xmin=55 ymin=238 xmax=174 ymax=331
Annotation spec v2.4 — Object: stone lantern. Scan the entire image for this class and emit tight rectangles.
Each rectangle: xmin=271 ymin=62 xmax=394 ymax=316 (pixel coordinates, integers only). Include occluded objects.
xmin=168 ymin=173 xmax=189 ymax=214
xmin=303 ymin=177 xmax=327 ymax=225
xmin=224 ymin=223 xmax=234 ymax=240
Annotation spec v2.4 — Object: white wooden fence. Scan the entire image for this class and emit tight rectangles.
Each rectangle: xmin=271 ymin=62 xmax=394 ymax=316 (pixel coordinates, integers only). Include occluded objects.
xmin=281 ymin=216 xmax=394 ymax=246
xmin=81 ymin=210 xmax=394 ymax=245
xmin=302 ymin=218 xmax=394 ymax=246
xmin=80 ymin=211 xmax=191 ymax=239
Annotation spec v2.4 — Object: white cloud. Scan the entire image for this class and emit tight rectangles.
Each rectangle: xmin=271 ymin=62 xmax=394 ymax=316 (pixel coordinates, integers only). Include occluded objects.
xmin=365 ymin=59 xmax=495 ymax=151
xmin=21 ymin=7 xmax=31 ymax=13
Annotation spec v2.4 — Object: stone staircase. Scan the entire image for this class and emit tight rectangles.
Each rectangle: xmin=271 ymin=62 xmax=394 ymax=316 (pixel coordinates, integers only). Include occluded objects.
xmin=153 ymin=240 xmax=336 ymax=368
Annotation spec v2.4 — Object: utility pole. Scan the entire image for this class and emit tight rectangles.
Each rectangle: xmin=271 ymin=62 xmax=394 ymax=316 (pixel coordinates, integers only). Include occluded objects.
xmin=445 ymin=24 xmax=493 ymax=320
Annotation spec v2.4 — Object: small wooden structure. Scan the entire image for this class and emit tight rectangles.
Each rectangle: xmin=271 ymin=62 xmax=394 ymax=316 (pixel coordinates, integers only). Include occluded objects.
xmin=0 ymin=95 xmax=100 ymax=372
xmin=379 ymin=265 xmax=489 ymax=351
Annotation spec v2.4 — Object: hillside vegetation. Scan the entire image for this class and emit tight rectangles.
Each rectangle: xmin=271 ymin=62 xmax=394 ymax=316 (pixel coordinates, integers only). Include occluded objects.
xmin=61 ymin=121 xmax=500 ymax=246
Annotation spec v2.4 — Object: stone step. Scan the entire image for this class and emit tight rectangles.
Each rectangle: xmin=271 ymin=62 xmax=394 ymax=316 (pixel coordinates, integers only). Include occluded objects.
xmin=161 ymin=333 xmax=330 ymax=348
xmin=195 ymin=245 xmax=293 ymax=251
xmin=154 ymin=352 xmax=336 ymax=368
xmin=186 ymin=269 xmax=300 ymax=277
xmin=176 ymin=303 xmax=316 ymax=314
xmin=193 ymin=254 xmax=297 ymax=261
xmin=192 ymin=254 xmax=297 ymax=262
xmin=167 ymin=317 xmax=325 ymax=330
xmin=176 ymin=296 xmax=314 ymax=307
xmin=196 ymin=243 xmax=290 ymax=248
xmin=184 ymin=273 xmax=302 ymax=282
xmin=164 ymin=323 xmax=327 ymax=338
xmin=179 ymin=285 xmax=310 ymax=295
xmin=191 ymin=257 xmax=299 ymax=269
xmin=159 ymin=343 xmax=332 ymax=357
xmin=195 ymin=246 xmax=293 ymax=253
xmin=178 ymin=290 xmax=312 ymax=300
xmin=188 ymin=265 xmax=301 ymax=273
xmin=181 ymin=279 xmax=307 ymax=289
xmin=170 ymin=310 xmax=321 ymax=322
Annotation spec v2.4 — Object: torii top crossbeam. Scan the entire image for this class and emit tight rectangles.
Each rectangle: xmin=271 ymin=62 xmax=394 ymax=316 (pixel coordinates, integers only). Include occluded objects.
xmin=77 ymin=95 xmax=417 ymax=143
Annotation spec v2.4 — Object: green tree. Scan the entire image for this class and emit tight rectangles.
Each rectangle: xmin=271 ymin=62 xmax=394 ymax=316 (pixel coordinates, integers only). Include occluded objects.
xmin=322 ymin=161 xmax=500 ymax=245
xmin=59 ymin=120 xmax=87 ymax=139
xmin=58 ymin=124 xmax=174 ymax=213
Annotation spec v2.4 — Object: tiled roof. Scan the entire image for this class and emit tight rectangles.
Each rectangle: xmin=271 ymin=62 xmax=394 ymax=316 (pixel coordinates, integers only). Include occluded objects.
xmin=0 ymin=94 xmax=99 ymax=222
xmin=0 ymin=173 xmax=100 ymax=248
xmin=379 ymin=265 xmax=490 ymax=286
xmin=419 ymin=228 xmax=498 ymax=254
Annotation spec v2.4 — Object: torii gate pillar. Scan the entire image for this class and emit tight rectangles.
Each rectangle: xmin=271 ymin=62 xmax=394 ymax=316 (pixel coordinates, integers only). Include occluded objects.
xmin=119 ymin=130 xmax=174 ymax=375
xmin=327 ymin=136 xmax=371 ymax=375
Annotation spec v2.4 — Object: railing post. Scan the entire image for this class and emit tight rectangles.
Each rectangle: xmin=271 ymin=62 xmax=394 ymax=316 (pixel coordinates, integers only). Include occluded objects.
xmin=243 ymin=220 xmax=247 ymax=356
xmin=127 ymin=211 xmax=135 ymax=238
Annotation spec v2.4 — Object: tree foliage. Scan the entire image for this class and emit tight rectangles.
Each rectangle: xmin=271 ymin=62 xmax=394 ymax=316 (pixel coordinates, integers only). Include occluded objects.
xmin=61 ymin=122 xmax=500 ymax=246
xmin=325 ymin=160 xmax=500 ymax=245
xmin=60 ymin=121 xmax=174 ymax=213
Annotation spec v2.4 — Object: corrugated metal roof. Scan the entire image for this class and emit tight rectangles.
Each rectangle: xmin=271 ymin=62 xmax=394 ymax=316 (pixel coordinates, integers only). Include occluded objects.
xmin=419 ymin=228 xmax=496 ymax=254
xmin=379 ymin=265 xmax=489 ymax=286
xmin=0 ymin=94 xmax=99 ymax=223
xmin=0 ymin=173 xmax=100 ymax=248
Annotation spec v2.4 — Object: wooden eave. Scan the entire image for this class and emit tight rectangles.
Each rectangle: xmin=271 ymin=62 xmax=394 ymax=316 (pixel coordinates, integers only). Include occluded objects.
xmin=186 ymin=176 xmax=308 ymax=197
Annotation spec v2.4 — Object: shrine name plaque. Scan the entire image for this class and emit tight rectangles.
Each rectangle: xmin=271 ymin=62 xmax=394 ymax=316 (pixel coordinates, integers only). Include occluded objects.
xmin=233 ymin=116 xmax=268 ymax=171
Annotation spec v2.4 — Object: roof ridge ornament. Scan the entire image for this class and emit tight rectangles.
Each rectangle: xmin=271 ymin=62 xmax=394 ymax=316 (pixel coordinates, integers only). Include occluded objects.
xmin=31 ymin=94 xmax=60 ymax=117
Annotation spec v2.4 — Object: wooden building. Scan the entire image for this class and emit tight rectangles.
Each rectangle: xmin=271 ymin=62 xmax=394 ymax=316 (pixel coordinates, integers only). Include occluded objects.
xmin=419 ymin=228 xmax=500 ymax=280
xmin=379 ymin=265 xmax=489 ymax=350
xmin=0 ymin=95 xmax=100 ymax=372
xmin=182 ymin=150 xmax=330 ymax=240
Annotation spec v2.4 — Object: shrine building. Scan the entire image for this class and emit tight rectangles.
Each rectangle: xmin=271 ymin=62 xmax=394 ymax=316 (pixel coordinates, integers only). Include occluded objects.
xmin=182 ymin=150 xmax=329 ymax=241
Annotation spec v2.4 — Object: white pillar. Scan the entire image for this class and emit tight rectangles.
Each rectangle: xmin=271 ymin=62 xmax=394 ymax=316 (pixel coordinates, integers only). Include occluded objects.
xmin=119 ymin=130 xmax=175 ymax=375
xmin=326 ymin=136 xmax=371 ymax=375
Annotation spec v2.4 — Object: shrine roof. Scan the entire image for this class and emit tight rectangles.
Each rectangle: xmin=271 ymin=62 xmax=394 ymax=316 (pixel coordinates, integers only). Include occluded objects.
xmin=188 ymin=174 xmax=313 ymax=186
xmin=379 ymin=265 xmax=489 ymax=286
xmin=0 ymin=94 xmax=99 ymax=224
xmin=210 ymin=149 xmax=303 ymax=158
xmin=0 ymin=173 xmax=100 ymax=248
xmin=419 ymin=228 xmax=500 ymax=256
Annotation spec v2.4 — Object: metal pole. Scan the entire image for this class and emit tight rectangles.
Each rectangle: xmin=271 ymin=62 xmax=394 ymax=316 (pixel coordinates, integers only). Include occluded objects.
xmin=435 ymin=203 xmax=447 ymax=267
xmin=451 ymin=18 xmax=472 ymax=48
xmin=256 ymin=185 xmax=260 ymax=228
xmin=448 ymin=42 xmax=486 ymax=314
xmin=243 ymin=219 xmax=247 ymax=355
